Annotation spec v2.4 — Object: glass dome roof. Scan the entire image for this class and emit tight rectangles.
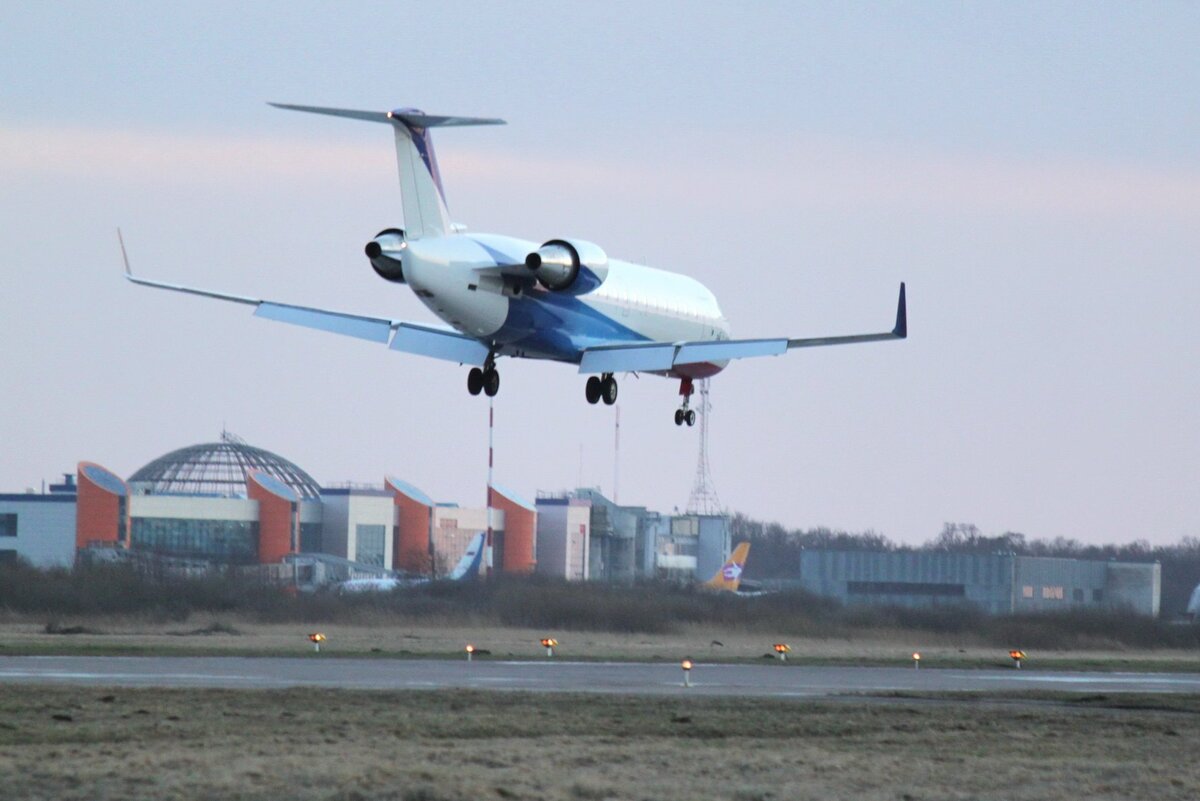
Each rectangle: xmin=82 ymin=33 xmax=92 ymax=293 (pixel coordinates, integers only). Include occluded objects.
xmin=128 ymin=431 xmax=321 ymax=499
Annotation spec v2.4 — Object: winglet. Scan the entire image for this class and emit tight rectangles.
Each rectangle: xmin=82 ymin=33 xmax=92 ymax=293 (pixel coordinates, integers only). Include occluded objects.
xmin=893 ymin=282 xmax=907 ymax=339
xmin=117 ymin=228 xmax=132 ymax=277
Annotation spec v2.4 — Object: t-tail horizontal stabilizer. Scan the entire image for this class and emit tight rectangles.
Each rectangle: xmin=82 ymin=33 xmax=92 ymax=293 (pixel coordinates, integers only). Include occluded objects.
xmin=268 ymin=103 xmax=504 ymax=240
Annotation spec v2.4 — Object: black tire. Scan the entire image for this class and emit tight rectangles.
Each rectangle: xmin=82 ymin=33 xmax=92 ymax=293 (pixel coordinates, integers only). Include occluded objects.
xmin=686 ymin=409 xmax=696 ymax=427
xmin=601 ymin=376 xmax=618 ymax=405
xmin=585 ymin=376 xmax=602 ymax=405
xmin=674 ymin=409 xmax=684 ymax=426
xmin=467 ymin=368 xmax=484 ymax=396
xmin=483 ymin=368 xmax=500 ymax=397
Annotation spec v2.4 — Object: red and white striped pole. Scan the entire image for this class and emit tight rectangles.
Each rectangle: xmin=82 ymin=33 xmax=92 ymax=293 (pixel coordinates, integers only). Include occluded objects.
xmin=486 ymin=396 xmax=494 ymax=578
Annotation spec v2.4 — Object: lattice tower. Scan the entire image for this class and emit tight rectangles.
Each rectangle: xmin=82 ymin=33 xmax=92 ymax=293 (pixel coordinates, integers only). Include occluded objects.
xmin=686 ymin=379 xmax=723 ymax=515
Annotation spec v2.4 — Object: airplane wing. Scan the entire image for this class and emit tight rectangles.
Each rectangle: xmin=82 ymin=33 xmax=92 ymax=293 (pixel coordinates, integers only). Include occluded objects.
xmin=579 ymin=283 xmax=906 ymax=374
xmin=119 ymin=231 xmax=491 ymax=365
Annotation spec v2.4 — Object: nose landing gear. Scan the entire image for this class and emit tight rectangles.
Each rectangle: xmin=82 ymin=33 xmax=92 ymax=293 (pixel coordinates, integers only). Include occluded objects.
xmin=585 ymin=374 xmax=618 ymax=406
xmin=674 ymin=377 xmax=696 ymax=426
xmin=467 ymin=353 xmax=500 ymax=397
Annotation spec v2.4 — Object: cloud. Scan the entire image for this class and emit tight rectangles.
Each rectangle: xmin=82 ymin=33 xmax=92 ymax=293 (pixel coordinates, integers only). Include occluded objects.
xmin=3 ymin=123 xmax=1197 ymax=221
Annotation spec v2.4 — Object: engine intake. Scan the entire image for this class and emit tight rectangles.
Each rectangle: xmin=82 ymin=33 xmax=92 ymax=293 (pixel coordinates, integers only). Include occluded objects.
xmin=525 ymin=239 xmax=608 ymax=293
xmin=366 ymin=228 xmax=406 ymax=283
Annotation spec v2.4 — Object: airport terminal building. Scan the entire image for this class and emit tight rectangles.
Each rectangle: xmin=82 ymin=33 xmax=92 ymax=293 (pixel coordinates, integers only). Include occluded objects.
xmin=0 ymin=434 xmax=536 ymax=580
xmin=1 ymin=434 xmax=727 ymax=585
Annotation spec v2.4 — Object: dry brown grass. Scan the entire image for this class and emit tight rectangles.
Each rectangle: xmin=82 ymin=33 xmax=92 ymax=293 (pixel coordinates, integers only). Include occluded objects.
xmin=1 ymin=685 xmax=1198 ymax=800
xmin=4 ymin=616 xmax=1200 ymax=672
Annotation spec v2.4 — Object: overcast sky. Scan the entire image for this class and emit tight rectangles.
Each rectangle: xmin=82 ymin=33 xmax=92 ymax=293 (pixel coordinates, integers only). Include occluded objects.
xmin=2 ymin=3 xmax=1198 ymax=546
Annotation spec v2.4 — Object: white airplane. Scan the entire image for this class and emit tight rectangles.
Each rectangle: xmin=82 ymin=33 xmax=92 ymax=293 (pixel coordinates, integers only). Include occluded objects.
xmin=123 ymin=103 xmax=906 ymax=426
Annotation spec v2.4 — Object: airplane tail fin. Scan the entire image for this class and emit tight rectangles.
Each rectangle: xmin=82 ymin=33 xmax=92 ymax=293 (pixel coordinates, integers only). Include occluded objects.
xmin=704 ymin=542 xmax=750 ymax=592
xmin=269 ymin=103 xmax=505 ymax=240
xmin=448 ymin=532 xmax=487 ymax=581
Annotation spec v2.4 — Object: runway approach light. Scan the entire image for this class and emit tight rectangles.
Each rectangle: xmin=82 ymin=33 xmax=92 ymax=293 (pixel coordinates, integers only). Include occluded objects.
xmin=540 ymin=638 xmax=559 ymax=657
xmin=308 ymin=633 xmax=326 ymax=653
xmin=681 ymin=658 xmax=694 ymax=688
xmin=1009 ymin=650 xmax=1026 ymax=669
xmin=773 ymin=643 xmax=791 ymax=662
xmin=912 ymin=652 xmax=921 ymax=669
xmin=466 ymin=644 xmax=476 ymax=662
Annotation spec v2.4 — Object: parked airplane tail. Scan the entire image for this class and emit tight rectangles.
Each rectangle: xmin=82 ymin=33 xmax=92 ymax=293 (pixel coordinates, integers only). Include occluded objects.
xmin=704 ymin=542 xmax=750 ymax=592
xmin=448 ymin=532 xmax=487 ymax=581
xmin=268 ymin=103 xmax=505 ymax=240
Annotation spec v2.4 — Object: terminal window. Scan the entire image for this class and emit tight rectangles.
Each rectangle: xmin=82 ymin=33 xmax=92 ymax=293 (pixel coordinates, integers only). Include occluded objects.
xmin=1022 ymin=585 xmax=1034 ymax=598
xmin=355 ymin=524 xmax=386 ymax=567
xmin=0 ymin=514 xmax=16 ymax=537
xmin=1042 ymin=586 xmax=1065 ymax=600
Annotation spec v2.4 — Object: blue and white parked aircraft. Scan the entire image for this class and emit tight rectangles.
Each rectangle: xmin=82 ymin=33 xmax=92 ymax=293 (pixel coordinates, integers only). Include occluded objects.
xmin=124 ymin=104 xmax=906 ymax=426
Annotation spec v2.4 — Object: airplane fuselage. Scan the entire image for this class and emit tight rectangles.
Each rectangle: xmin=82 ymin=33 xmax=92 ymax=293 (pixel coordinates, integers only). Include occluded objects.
xmin=402 ymin=233 xmax=733 ymax=378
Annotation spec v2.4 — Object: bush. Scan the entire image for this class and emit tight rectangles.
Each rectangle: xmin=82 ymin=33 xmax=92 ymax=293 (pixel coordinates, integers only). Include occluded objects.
xmin=2 ymin=562 xmax=1198 ymax=648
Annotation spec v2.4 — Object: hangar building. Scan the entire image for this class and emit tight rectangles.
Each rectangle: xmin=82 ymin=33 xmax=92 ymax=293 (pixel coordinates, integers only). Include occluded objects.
xmin=796 ymin=550 xmax=1161 ymax=617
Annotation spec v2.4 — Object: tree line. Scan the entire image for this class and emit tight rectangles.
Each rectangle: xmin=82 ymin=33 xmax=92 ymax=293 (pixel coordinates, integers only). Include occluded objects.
xmin=732 ymin=516 xmax=1200 ymax=617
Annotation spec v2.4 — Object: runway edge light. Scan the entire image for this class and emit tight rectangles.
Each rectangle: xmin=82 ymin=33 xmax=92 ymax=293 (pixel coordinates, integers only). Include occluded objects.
xmin=1009 ymin=649 xmax=1026 ymax=669
xmin=540 ymin=638 xmax=558 ymax=657
xmin=912 ymin=652 xmax=921 ymax=669
xmin=681 ymin=658 xmax=693 ymax=688
xmin=466 ymin=644 xmax=476 ymax=662
xmin=308 ymin=633 xmax=326 ymax=653
xmin=773 ymin=643 xmax=791 ymax=662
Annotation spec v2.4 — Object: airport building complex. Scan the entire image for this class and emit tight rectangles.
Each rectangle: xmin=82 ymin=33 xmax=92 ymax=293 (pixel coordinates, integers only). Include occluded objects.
xmin=0 ymin=434 xmax=728 ymax=585
xmin=795 ymin=549 xmax=1161 ymax=617
xmin=2 ymin=435 xmax=1163 ymax=617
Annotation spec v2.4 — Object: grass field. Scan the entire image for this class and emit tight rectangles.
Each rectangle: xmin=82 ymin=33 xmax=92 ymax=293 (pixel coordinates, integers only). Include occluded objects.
xmin=4 ymin=616 xmax=1200 ymax=673
xmin=1 ymin=685 xmax=1198 ymax=800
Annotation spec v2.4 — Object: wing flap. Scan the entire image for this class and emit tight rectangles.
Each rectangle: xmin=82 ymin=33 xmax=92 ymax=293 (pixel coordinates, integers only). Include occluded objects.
xmin=580 ymin=344 xmax=678 ymax=374
xmin=255 ymin=302 xmax=393 ymax=343
xmin=675 ymin=339 xmax=788 ymax=365
xmin=390 ymin=323 xmax=491 ymax=365
xmin=578 ymin=283 xmax=905 ymax=373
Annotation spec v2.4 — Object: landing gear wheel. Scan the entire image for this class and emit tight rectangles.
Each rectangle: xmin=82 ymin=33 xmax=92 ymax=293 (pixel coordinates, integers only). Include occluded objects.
xmin=601 ymin=375 xmax=618 ymax=405
xmin=674 ymin=409 xmax=685 ymax=426
xmin=483 ymin=368 xmax=500 ymax=397
xmin=685 ymin=409 xmax=696 ymax=427
xmin=585 ymin=376 xmax=602 ymax=405
xmin=467 ymin=367 xmax=484 ymax=396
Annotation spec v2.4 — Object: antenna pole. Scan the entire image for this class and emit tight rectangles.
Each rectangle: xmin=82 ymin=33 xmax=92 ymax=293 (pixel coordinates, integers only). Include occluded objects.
xmin=686 ymin=379 xmax=722 ymax=515
xmin=613 ymin=405 xmax=620 ymax=503
xmin=486 ymin=397 xmax=494 ymax=578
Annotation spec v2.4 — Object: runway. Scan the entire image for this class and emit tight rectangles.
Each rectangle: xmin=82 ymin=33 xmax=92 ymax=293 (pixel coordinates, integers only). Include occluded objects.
xmin=2 ymin=656 xmax=1199 ymax=696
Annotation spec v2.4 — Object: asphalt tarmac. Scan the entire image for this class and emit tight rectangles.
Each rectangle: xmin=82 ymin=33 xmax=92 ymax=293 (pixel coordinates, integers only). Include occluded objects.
xmin=2 ymin=656 xmax=1200 ymax=696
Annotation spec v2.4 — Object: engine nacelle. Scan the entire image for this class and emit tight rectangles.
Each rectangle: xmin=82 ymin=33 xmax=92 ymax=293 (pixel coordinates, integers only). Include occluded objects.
xmin=525 ymin=239 xmax=608 ymax=293
xmin=365 ymin=228 xmax=407 ymax=283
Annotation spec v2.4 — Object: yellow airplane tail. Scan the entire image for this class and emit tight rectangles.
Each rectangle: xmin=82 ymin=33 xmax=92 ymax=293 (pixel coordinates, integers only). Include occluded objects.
xmin=704 ymin=542 xmax=750 ymax=592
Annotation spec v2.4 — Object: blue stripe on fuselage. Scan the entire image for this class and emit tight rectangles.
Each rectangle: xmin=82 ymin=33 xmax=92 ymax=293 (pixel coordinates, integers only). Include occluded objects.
xmin=493 ymin=290 xmax=648 ymax=362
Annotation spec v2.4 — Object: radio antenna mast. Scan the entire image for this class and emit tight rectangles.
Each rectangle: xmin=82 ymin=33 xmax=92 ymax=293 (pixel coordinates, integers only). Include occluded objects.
xmin=686 ymin=379 xmax=722 ymax=515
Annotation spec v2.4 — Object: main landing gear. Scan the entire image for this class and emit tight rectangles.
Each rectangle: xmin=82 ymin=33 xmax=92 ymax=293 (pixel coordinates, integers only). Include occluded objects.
xmin=674 ymin=377 xmax=697 ymax=427
xmin=467 ymin=353 xmax=500 ymax=397
xmin=585 ymin=373 xmax=618 ymax=406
